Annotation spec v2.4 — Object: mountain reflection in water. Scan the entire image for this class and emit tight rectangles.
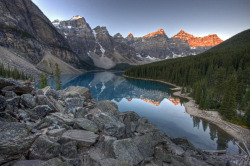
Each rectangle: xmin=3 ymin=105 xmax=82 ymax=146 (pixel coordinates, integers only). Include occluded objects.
xmin=47 ymin=71 xmax=241 ymax=155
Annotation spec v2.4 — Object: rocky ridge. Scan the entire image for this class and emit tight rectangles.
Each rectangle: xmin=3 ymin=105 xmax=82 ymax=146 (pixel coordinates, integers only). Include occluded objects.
xmin=0 ymin=77 xmax=246 ymax=166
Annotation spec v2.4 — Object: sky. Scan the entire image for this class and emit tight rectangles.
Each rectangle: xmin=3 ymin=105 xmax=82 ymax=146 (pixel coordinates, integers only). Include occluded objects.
xmin=32 ymin=0 xmax=250 ymax=40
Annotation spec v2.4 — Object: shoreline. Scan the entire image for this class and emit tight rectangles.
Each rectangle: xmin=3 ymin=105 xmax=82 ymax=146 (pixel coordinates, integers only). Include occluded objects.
xmin=123 ymin=75 xmax=250 ymax=149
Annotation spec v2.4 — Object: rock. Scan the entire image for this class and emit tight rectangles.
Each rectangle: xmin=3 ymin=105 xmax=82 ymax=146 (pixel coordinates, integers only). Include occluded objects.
xmin=93 ymin=113 xmax=125 ymax=138
xmin=97 ymin=135 xmax=117 ymax=158
xmin=29 ymin=135 xmax=60 ymax=160
xmin=136 ymin=117 xmax=158 ymax=134
xmin=62 ymin=86 xmax=92 ymax=99
xmin=111 ymin=138 xmax=143 ymax=165
xmin=20 ymin=94 xmax=36 ymax=109
xmin=17 ymin=109 xmax=30 ymax=121
xmin=64 ymin=91 xmax=81 ymax=99
xmin=133 ymin=131 xmax=165 ymax=158
xmin=96 ymin=100 xmax=120 ymax=117
xmin=65 ymin=97 xmax=85 ymax=114
xmin=1 ymin=86 xmax=33 ymax=95
xmin=0 ymin=122 xmax=40 ymax=164
xmin=154 ymin=144 xmax=172 ymax=163
xmin=12 ymin=160 xmax=45 ymax=166
xmin=32 ymin=105 xmax=53 ymax=117
xmin=120 ymin=111 xmax=140 ymax=137
xmin=6 ymin=96 xmax=20 ymax=107
xmin=36 ymin=95 xmax=64 ymax=112
xmin=60 ymin=141 xmax=78 ymax=158
xmin=168 ymin=144 xmax=185 ymax=156
xmin=100 ymin=158 xmax=132 ymax=166
xmin=0 ymin=112 xmax=17 ymax=122
xmin=47 ymin=128 xmax=66 ymax=137
xmin=60 ymin=130 xmax=99 ymax=149
xmin=50 ymin=112 xmax=74 ymax=126
xmin=74 ymin=107 xmax=88 ymax=118
xmin=42 ymin=158 xmax=72 ymax=166
xmin=74 ymin=118 xmax=99 ymax=133
xmin=0 ymin=95 xmax=7 ymax=111
xmin=4 ymin=91 xmax=17 ymax=99
xmin=43 ymin=86 xmax=61 ymax=100
xmin=0 ymin=78 xmax=23 ymax=89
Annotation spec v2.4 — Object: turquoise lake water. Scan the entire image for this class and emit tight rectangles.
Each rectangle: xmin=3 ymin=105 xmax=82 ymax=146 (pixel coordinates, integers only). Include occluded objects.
xmin=48 ymin=71 xmax=242 ymax=155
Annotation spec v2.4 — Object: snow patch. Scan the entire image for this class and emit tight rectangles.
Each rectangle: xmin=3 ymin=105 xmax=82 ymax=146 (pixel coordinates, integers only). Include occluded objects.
xmin=190 ymin=47 xmax=196 ymax=50
xmin=64 ymin=32 xmax=68 ymax=39
xmin=67 ymin=26 xmax=72 ymax=29
xmin=97 ymin=42 xmax=105 ymax=57
xmin=92 ymin=30 xmax=97 ymax=39
xmin=146 ymin=55 xmax=157 ymax=60
xmin=136 ymin=53 xmax=142 ymax=58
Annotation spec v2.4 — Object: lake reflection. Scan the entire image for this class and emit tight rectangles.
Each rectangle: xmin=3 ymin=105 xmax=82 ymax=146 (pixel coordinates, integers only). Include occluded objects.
xmin=48 ymin=71 xmax=241 ymax=154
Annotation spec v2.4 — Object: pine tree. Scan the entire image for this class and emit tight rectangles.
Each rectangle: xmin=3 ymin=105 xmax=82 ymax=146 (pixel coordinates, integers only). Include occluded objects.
xmin=55 ymin=63 xmax=61 ymax=90
xmin=39 ymin=73 xmax=47 ymax=89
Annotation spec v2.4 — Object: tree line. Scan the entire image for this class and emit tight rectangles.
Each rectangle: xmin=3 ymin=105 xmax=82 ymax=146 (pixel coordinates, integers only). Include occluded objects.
xmin=124 ymin=29 xmax=250 ymax=128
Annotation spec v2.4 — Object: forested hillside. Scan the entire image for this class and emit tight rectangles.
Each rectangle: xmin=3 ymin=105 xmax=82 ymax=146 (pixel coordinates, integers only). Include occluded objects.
xmin=124 ymin=29 xmax=250 ymax=127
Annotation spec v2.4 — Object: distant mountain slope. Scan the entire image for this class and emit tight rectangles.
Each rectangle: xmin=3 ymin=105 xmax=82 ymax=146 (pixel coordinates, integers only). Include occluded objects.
xmin=125 ymin=28 xmax=250 ymax=126
xmin=0 ymin=0 xmax=83 ymax=74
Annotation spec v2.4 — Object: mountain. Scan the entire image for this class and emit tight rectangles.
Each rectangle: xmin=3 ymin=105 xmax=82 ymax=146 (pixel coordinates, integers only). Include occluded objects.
xmin=53 ymin=17 xmax=139 ymax=69
xmin=124 ymin=28 xmax=250 ymax=128
xmin=0 ymin=0 xmax=82 ymax=76
xmin=172 ymin=30 xmax=223 ymax=47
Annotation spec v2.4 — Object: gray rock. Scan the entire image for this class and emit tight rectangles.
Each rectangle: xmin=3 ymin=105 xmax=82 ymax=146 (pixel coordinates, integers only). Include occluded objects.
xmin=133 ymin=131 xmax=165 ymax=158
xmin=4 ymin=91 xmax=17 ymax=99
xmin=64 ymin=91 xmax=81 ymax=99
xmin=65 ymin=97 xmax=85 ymax=114
xmin=0 ymin=95 xmax=7 ymax=111
xmin=100 ymin=158 xmax=132 ymax=166
xmin=0 ymin=78 xmax=23 ymax=89
xmin=96 ymin=101 xmax=120 ymax=117
xmin=120 ymin=111 xmax=140 ymax=137
xmin=12 ymin=160 xmax=44 ymax=166
xmin=17 ymin=109 xmax=30 ymax=121
xmin=6 ymin=96 xmax=20 ymax=107
xmin=2 ymin=86 xmax=33 ymax=95
xmin=32 ymin=105 xmax=53 ymax=117
xmin=29 ymin=135 xmax=61 ymax=160
xmin=60 ymin=130 xmax=99 ymax=149
xmin=36 ymin=95 xmax=64 ymax=112
xmin=74 ymin=118 xmax=99 ymax=133
xmin=51 ymin=112 xmax=74 ymax=126
xmin=98 ymin=135 xmax=117 ymax=158
xmin=42 ymin=158 xmax=72 ymax=166
xmin=60 ymin=141 xmax=78 ymax=158
xmin=47 ymin=128 xmax=66 ymax=137
xmin=93 ymin=113 xmax=125 ymax=138
xmin=20 ymin=94 xmax=36 ymax=109
xmin=136 ymin=117 xmax=158 ymax=134
xmin=0 ymin=112 xmax=16 ymax=122
xmin=168 ymin=144 xmax=185 ymax=156
xmin=43 ymin=86 xmax=61 ymax=100
xmin=111 ymin=138 xmax=143 ymax=165
xmin=62 ymin=86 xmax=92 ymax=99
xmin=154 ymin=144 xmax=172 ymax=163
xmin=0 ymin=122 xmax=40 ymax=164
xmin=75 ymin=107 xmax=88 ymax=118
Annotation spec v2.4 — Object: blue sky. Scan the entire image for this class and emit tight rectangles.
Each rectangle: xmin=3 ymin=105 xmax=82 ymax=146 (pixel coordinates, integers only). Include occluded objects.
xmin=32 ymin=0 xmax=250 ymax=40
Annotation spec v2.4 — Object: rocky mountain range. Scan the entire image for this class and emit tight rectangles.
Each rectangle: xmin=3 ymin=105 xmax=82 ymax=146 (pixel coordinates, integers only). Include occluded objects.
xmin=0 ymin=0 xmax=223 ymax=76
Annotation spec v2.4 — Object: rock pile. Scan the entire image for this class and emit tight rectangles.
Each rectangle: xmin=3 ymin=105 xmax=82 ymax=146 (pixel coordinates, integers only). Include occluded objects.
xmin=0 ymin=78 xmax=243 ymax=166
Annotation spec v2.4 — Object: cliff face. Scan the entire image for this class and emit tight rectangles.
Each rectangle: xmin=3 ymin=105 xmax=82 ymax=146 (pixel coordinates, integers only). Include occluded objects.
xmin=54 ymin=17 xmax=138 ymax=69
xmin=172 ymin=30 xmax=223 ymax=47
xmin=0 ymin=0 xmax=82 ymax=74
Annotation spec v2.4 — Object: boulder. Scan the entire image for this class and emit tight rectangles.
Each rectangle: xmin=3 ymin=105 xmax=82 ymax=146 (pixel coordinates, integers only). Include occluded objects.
xmin=0 ymin=95 xmax=7 ymax=111
xmin=0 ymin=122 xmax=40 ymax=164
xmin=74 ymin=107 xmax=88 ymax=118
xmin=50 ymin=112 xmax=74 ymax=126
xmin=65 ymin=97 xmax=85 ymax=114
xmin=60 ymin=141 xmax=78 ymax=158
xmin=0 ymin=78 xmax=23 ymax=89
xmin=111 ymin=138 xmax=143 ymax=165
xmin=62 ymin=86 xmax=92 ymax=99
xmin=64 ymin=91 xmax=81 ymax=99
xmin=154 ymin=144 xmax=172 ymax=163
xmin=20 ymin=94 xmax=36 ymax=109
xmin=31 ymin=105 xmax=52 ymax=118
xmin=6 ymin=96 xmax=20 ymax=107
xmin=136 ymin=117 xmax=158 ymax=134
xmin=47 ymin=128 xmax=66 ymax=137
xmin=133 ymin=131 xmax=165 ymax=158
xmin=60 ymin=130 xmax=99 ymax=149
xmin=43 ymin=86 xmax=61 ymax=100
xmin=1 ymin=86 xmax=33 ymax=95
xmin=12 ymin=160 xmax=45 ymax=166
xmin=4 ymin=91 xmax=17 ymax=99
xmin=29 ymin=135 xmax=61 ymax=160
xmin=100 ymin=158 xmax=132 ymax=166
xmin=96 ymin=101 xmax=120 ymax=117
xmin=74 ymin=118 xmax=99 ymax=133
xmin=0 ymin=112 xmax=17 ymax=122
xmin=36 ymin=95 xmax=64 ymax=112
xmin=120 ymin=111 xmax=140 ymax=137
xmin=93 ymin=113 xmax=125 ymax=138
xmin=41 ymin=158 xmax=72 ymax=166
xmin=17 ymin=109 xmax=30 ymax=121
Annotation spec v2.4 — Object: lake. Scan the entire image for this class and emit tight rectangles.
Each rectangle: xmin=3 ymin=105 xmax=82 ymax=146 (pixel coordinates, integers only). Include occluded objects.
xmin=48 ymin=71 xmax=242 ymax=155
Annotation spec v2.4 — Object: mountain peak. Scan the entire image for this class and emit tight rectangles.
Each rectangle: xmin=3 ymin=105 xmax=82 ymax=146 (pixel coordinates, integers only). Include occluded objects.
xmin=143 ymin=29 xmax=166 ymax=38
xmin=127 ymin=33 xmax=134 ymax=38
xmin=172 ymin=30 xmax=223 ymax=47
xmin=71 ymin=15 xmax=83 ymax=20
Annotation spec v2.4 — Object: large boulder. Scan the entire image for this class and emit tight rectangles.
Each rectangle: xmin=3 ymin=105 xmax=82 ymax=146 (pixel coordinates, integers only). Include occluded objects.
xmin=20 ymin=94 xmax=36 ymax=109
xmin=111 ymin=138 xmax=143 ymax=165
xmin=93 ymin=113 xmax=125 ymax=138
xmin=4 ymin=91 xmax=17 ymax=99
xmin=36 ymin=95 xmax=64 ymax=112
xmin=0 ymin=95 xmax=7 ymax=111
xmin=100 ymin=158 xmax=132 ymax=166
xmin=120 ymin=111 xmax=140 ymax=137
xmin=0 ymin=122 xmax=40 ymax=164
xmin=41 ymin=158 xmax=73 ymax=166
xmin=61 ymin=86 xmax=92 ymax=99
xmin=12 ymin=160 xmax=45 ymax=166
xmin=74 ymin=118 xmax=99 ymax=133
xmin=135 ymin=117 xmax=159 ymax=134
xmin=0 ymin=78 xmax=23 ymax=89
xmin=1 ymin=86 xmax=33 ymax=95
xmin=60 ymin=141 xmax=78 ymax=158
xmin=29 ymin=135 xmax=61 ymax=160
xmin=31 ymin=105 xmax=53 ymax=118
xmin=133 ymin=131 xmax=165 ymax=158
xmin=65 ymin=97 xmax=85 ymax=114
xmin=59 ymin=130 xmax=99 ymax=150
xmin=43 ymin=86 xmax=61 ymax=100
xmin=96 ymin=101 xmax=120 ymax=118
